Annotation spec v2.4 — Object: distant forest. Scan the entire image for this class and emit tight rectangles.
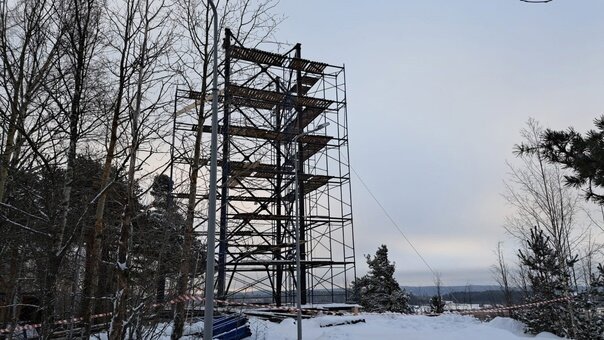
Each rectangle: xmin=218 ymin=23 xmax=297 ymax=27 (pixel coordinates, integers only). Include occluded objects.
xmin=408 ymin=289 xmax=524 ymax=307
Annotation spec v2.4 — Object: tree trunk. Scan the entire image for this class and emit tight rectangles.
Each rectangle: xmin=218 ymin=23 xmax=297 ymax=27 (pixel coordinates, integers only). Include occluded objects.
xmin=80 ymin=26 xmax=129 ymax=334
xmin=41 ymin=78 xmax=81 ymax=340
xmin=172 ymin=7 xmax=211 ymax=338
xmin=40 ymin=0 xmax=94 ymax=334
xmin=1 ymin=246 xmax=19 ymax=327
xmin=41 ymin=252 xmax=61 ymax=339
xmin=109 ymin=6 xmax=148 ymax=336
xmin=0 ymin=106 xmax=19 ymax=203
xmin=108 ymin=204 xmax=133 ymax=340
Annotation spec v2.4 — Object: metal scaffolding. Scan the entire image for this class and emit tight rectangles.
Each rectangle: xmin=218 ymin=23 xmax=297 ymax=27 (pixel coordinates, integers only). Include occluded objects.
xmin=170 ymin=29 xmax=356 ymax=306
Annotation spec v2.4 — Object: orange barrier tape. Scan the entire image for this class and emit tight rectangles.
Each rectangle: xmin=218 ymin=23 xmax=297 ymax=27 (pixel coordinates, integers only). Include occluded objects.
xmin=0 ymin=294 xmax=300 ymax=334
xmin=0 ymin=293 xmax=577 ymax=334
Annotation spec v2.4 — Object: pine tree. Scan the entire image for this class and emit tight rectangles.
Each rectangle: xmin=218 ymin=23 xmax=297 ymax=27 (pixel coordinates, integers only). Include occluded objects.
xmin=571 ymin=264 xmax=604 ymax=340
xmin=352 ymin=245 xmax=412 ymax=313
xmin=517 ymin=226 xmax=578 ymax=337
xmin=142 ymin=174 xmax=187 ymax=303
xmin=429 ymin=295 xmax=445 ymax=313
xmin=516 ymin=115 xmax=604 ymax=206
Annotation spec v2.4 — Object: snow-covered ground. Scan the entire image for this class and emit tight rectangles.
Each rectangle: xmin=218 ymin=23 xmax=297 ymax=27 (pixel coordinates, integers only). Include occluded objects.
xmin=250 ymin=314 xmax=562 ymax=340
xmin=94 ymin=313 xmax=563 ymax=339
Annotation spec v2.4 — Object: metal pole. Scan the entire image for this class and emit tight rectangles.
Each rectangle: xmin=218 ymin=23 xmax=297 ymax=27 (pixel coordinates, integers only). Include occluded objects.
xmin=217 ymin=29 xmax=232 ymax=301
xmin=204 ymin=0 xmax=219 ymax=339
xmin=292 ymin=122 xmax=328 ymax=340
xmin=293 ymin=134 xmax=303 ymax=340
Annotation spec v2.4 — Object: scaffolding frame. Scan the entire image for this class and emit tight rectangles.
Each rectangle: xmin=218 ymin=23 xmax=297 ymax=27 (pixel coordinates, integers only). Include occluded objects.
xmin=170 ymin=29 xmax=356 ymax=306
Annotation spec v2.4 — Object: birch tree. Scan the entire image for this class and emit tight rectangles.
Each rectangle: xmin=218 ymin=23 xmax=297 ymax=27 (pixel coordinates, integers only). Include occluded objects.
xmin=79 ymin=0 xmax=141 ymax=333
xmin=0 ymin=0 xmax=65 ymax=204
xmin=0 ymin=2 xmax=66 ymax=326
xmin=37 ymin=0 xmax=104 ymax=336
xmin=108 ymin=0 xmax=174 ymax=338
xmin=504 ymin=119 xmax=583 ymax=286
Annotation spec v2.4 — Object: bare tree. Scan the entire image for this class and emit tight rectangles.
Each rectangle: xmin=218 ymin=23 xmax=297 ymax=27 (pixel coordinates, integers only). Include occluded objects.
xmin=79 ymin=0 xmax=141 ymax=334
xmin=0 ymin=0 xmax=65 ymax=326
xmin=576 ymin=231 xmax=604 ymax=290
xmin=504 ymin=118 xmax=583 ymax=286
xmin=491 ymin=241 xmax=513 ymax=307
xmin=504 ymin=119 xmax=586 ymax=336
xmin=108 ymin=0 xmax=174 ymax=338
xmin=0 ymin=0 xmax=283 ymax=336
xmin=0 ymin=4 xmax=70 ymax=324
xmin=38 ymin=0 xmax=104 ymax=336
xmin=0 ymin=0 xmax=65 ymax=204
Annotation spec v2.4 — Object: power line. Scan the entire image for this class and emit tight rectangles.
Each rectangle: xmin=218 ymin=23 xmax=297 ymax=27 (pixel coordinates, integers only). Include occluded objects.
xmin=350 ymin=166 xmax=438 ymax=278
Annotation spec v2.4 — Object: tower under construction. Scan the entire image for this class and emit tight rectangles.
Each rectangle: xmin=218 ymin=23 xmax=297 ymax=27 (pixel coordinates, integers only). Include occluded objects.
xmin=170 ymin=29 xmax=356 ymax=306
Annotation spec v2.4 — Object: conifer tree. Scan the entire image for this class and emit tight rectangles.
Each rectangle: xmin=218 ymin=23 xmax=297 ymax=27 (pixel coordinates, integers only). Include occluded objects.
xmin=517 ymin=226 xmax=578 ymax=337
xmin=429 ymin=295 xmax=445 ymax=314
xmin=517 ymin=115 xmax=604 ymax=206
xmin=571 ymin=264 xmax=604 ymax=340
xmin=142 ymin=174 xmax=190 ymax=304
xmin=352 ymin=245 xmax=412 ymax=313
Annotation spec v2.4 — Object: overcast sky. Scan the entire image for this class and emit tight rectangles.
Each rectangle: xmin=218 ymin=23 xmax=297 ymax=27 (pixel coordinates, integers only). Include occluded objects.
xmin=273 ymin=0 xmax=604 ymax=285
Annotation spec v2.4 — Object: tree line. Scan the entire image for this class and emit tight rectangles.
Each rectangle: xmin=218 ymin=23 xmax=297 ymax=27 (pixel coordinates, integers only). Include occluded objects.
xmin=0 ymin=0 xmax=279 ymax=339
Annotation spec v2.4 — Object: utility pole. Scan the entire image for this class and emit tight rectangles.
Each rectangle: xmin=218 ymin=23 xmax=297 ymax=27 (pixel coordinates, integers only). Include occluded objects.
xmin=204 ymin=0 xmax=219 ymax=339
xmin=292 ymin=122 xmax=329 ymax=340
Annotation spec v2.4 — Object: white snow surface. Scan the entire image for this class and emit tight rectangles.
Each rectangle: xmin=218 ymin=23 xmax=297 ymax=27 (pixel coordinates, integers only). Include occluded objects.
xmin=94 ymin=314 xmax=564 ymax=339
xmin=249 ymin=314 xmax=564 ymax=340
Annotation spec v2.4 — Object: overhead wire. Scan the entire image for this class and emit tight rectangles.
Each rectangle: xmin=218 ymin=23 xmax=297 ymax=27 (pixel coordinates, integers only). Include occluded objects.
xmin=349 ymin=165 xmax=438 ymax=278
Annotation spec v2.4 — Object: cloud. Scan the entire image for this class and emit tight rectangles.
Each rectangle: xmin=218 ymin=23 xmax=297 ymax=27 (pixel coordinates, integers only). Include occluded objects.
xmin=277 ymin=0 xmax=604 ymax=286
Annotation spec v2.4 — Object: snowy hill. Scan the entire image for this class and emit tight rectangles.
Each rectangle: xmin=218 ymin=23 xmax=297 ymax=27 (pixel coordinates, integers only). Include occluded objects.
xmin=93 ymin=314 xmax=562 ymax=339
xmin=253 ymin=314 xmax=562 ymax=340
